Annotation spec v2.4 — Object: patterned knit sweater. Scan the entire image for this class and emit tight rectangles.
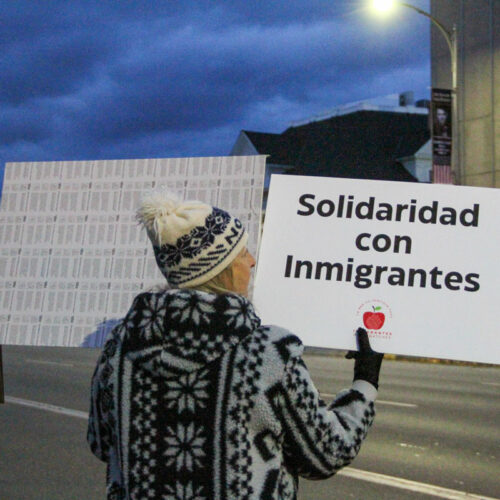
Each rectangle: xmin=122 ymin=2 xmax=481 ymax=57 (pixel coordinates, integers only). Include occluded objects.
xmin=87 ymin=289 xmax=377 ymax=499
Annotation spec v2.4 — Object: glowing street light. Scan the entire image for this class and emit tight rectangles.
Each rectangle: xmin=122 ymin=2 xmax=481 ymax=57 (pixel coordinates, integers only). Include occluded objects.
xmin=371 ymin=0 xmax=396 ymax=13
xmin=370 ymin=0 xmax=460 ymax=184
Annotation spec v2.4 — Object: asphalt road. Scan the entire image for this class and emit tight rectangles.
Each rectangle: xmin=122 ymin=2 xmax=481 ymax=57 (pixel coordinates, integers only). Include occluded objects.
xmin=0 ymin=345 xmax=499 ymax=500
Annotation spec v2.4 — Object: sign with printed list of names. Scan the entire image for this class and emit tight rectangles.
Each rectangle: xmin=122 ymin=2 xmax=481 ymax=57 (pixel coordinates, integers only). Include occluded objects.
xmin=0 ymin=156 xmax=265 ymax=347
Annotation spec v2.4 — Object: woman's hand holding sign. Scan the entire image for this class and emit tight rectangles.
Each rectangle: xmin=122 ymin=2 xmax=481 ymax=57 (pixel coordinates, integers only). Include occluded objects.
xmin=346 ymin=328 xmax=384 ymax=389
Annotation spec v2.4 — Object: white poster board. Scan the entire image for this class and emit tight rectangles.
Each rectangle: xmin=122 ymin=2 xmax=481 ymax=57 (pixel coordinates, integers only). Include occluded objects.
xmin=253 ymin=175 xmax=500 ymax=365
xmin=0 ymin=156 xmax=266 ymax=347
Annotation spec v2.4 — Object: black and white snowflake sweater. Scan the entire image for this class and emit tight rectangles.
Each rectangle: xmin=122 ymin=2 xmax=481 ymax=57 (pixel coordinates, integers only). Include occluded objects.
xmin=88 ymin=289 xmax=377 ymax=500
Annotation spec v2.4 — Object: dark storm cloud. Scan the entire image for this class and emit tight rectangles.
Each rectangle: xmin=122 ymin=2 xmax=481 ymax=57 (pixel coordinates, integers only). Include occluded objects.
xmin=0 ymin=0 xmax=431 ymax=190
xmin=1 ymin=31 xmax=117 ymax=104
xmin=0 ymin=103 xmax=53 ymax=144
xmin=79 ymin=14 xmax=428 ymax=139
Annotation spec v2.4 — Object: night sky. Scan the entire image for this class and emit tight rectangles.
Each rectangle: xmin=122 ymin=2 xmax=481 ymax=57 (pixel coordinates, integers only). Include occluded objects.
xmin=0 ymin=0 xmax=431 ymax=192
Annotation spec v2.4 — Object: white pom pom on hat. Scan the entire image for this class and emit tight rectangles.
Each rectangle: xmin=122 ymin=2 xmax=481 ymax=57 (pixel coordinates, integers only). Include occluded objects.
xmin=137 ymin=191 xmax=248 ymax=288
xmin=137 ymin=192 xmax=211 ymax=247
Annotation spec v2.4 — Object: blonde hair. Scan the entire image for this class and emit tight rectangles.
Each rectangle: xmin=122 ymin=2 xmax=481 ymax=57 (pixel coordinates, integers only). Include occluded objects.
xmin=187 ymin=263 xmax=235 ymax=295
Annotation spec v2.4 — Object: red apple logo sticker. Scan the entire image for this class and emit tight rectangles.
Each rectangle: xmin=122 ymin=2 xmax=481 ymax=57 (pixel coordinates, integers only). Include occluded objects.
xmin=363 ymin=306 xmax=385 ymax=330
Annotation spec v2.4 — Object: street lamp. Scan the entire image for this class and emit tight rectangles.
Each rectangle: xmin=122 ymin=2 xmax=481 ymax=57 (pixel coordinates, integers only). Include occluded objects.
xmin=370 ymin=0 xmax=459 ymax=184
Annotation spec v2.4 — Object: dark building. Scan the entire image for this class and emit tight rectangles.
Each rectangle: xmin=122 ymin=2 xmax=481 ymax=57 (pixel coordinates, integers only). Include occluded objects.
xmin=231 ymin=93 xmax=431 ymax=202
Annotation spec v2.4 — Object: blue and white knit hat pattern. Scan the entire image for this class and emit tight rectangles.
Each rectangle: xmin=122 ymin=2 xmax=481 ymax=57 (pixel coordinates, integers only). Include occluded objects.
xmin=137 ymin=192 xmax=248 ymax=288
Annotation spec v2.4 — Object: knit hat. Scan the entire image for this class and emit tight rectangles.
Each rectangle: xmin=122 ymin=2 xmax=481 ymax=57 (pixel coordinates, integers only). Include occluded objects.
xmin=137 ymin=192 xmax=248 ymax=288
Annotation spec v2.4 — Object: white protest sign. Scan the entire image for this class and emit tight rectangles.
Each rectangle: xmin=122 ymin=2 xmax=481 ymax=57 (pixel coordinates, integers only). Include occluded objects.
xmin=253 ymin=175 xmax=500 ymax=365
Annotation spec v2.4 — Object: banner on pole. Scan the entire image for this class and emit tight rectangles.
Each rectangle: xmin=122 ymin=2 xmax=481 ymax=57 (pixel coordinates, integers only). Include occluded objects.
xmin=432 ymin=88 xmax=453 ymax=184
xmin=253 ymin=175 xmax=499 ymax=365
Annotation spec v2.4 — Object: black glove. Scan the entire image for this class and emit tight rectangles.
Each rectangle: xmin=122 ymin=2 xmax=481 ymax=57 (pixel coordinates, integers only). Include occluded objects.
xmin=346 ymin=327 xmax=384 ymax=389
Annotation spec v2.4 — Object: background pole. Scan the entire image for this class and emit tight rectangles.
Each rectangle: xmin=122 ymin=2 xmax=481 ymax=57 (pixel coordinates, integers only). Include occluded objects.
xmin=0 ymin=346 xmax=4 ymax=403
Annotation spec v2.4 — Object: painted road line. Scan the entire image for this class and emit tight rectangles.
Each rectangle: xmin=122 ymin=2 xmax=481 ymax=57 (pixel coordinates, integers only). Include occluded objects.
xmin=372 ymin=400 xmax=417 ymax=408
xmin=481 ymin=382 xmax=500 ymax=387
xmin=339 ymin=468 xmax=499 ymax=500
xmin=25 ymin=358 xmax=75 ymax=367
xmin=320 ymin=392 xmax=417 ymax=408
xmin=5 ymin=396 xmax=88 ymax=419
xmin=5 ymin=396 xmax=497 ymax=499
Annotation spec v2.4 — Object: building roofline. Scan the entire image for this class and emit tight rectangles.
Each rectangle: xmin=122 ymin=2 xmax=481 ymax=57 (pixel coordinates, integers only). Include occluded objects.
xmin=289 ymin=93 xmax=429 ymax=128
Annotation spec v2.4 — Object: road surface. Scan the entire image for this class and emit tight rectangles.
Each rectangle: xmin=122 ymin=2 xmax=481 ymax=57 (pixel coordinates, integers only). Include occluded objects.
xmin=0 ymin=345 xmax=498 ymax=499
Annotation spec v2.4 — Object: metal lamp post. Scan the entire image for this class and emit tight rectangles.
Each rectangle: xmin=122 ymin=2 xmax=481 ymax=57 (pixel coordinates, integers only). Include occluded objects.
xmin=371 ymin=1 xmax=459 ymax=184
